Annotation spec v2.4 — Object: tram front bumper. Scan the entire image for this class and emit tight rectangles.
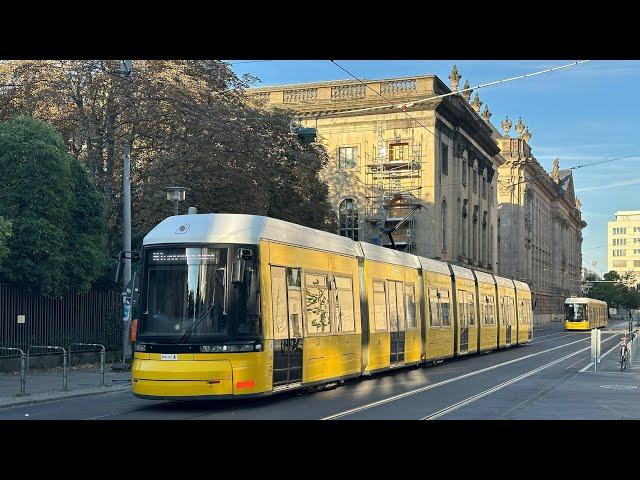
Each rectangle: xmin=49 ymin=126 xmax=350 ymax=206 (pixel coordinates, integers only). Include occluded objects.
xmin=132 ymin=359 xmax=234 ymax=397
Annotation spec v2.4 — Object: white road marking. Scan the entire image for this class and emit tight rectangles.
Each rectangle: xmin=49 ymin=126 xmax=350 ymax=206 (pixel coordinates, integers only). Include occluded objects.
xmin=422 ymin=345 xmax=595 ymax=420
xmin=322 ymin=335 xmax=598 ymax=420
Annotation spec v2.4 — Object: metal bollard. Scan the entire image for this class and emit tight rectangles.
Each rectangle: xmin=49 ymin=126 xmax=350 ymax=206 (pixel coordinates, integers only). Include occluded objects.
xmin=20 ymin=354 xmax=26 ymax=395
xmin=100 ymin=349 xmax=105 ymax=386
xmin=63 ymin=352 xmax=68 ymax=391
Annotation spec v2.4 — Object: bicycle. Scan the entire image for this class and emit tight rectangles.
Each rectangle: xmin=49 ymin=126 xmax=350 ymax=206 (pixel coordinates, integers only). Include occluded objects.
xmin=620 ymin=335 xmax=630 ymax=371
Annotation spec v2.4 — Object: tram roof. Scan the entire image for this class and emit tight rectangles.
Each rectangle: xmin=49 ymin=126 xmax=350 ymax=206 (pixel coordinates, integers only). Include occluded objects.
xmin=450 ymin=264 xmax=475 ymax=281
xmin=358 ymin=241 xmax=419 ymax=269
xmin=473 ymin=270 xmax=496 ymax=285
xmin=494 ymin=275 xmax=516 ymax=289
xmin=143 ymin=213 xmax=359 ymax=257
xmin=513 ymin=280 xmax=531 ymax=292
xmin=564 ymin=297 xmax=607 ymax=304
xmin=417 ymin=256 xmax=451 ymax=276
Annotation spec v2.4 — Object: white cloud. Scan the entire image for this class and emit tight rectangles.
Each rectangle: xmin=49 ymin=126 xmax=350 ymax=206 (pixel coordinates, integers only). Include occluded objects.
xmin=576 ymin=177 xmax=640 ymax=192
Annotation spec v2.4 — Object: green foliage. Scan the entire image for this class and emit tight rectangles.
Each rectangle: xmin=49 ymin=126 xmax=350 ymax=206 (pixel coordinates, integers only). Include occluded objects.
xmin=0 ymin=61 xmax=337 ymax=256
xmin=0 ymin=117 xmax=105 ymax=295
xmin=0 ymin=216 xmax=10 ymax=263
xmin=589 ymin=270 xmax=640 ymax=311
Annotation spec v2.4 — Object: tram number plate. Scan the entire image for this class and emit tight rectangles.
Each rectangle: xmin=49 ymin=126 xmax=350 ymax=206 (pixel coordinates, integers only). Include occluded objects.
xmin=161 ymin=354 xmax=178 ymax=361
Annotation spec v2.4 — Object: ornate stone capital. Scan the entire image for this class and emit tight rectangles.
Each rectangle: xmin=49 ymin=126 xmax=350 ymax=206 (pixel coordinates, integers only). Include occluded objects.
xmin=449 ymin=65 xmax=461 ymax=92
xmin=551 ymin=158 xmax=560 ymax=183
xmin=471 ymin=93 xmax=483 ymax=113
xmin=501 ymin=116 xmax=512 ymax=137
xmin=515 ymin=117 xmax=525 ymax=137
xmin=481 ymin=105 xmax=492 ymax=123
xmin=461 ymin=80 xmax=472 ymax=101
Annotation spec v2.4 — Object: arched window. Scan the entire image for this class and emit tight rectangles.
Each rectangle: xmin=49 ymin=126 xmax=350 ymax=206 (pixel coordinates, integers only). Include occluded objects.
xmin=441 ymin=198 xmax=447 ymax=251
xmin=339 ymin=199 xmax=359 ymax=241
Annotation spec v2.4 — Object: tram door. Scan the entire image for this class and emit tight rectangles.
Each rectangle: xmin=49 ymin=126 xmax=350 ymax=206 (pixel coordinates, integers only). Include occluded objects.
xmin=270 ymin=267 xmax=304 ymax=387
xmin=387 ymin=281 xmax=406 ymax=366
xmin=458 ymin=290 xmax=469 ymax=353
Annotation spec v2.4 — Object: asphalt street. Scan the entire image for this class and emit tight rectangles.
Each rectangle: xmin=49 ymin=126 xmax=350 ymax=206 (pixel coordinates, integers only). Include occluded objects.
xmin=0 ymin=319 xmax=636 ymax=420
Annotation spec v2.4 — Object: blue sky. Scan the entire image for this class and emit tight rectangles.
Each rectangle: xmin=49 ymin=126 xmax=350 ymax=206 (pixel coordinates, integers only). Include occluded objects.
xmin=228 ymin=60 xmax=640 ymax=274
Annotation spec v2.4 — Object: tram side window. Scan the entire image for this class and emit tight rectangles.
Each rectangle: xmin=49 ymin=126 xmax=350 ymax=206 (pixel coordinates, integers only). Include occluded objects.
xmin=373 ymin=281 xmax=388 ymax=331
xmin=305 ymin=273 xmax=331 ymax=334
xmin=405 ymin=284 xmax=417 ymax=329
xmin=468 ymin=293 xmax=476 ymax=326
xmin=271 ymin=266 xmax=289 ymax=340
xmin=429 ymin=289 xmax=441 ymax=327
xmin=458 ymin=290 xmax=468 ymax=327
xmin=334 ymin=276 xmax=355 ymax=333
xmin=441 ymin=290 xmax=451 ymax=326
xmin=483 ymin=296 xmax=496 ymax=325
xmin=286 ymin=268 xmax=303 ymax=337
xmin=395 ymin=281 xmax=406 ymax=331
xmin=387 ymin=281 xmax=398 ymax=332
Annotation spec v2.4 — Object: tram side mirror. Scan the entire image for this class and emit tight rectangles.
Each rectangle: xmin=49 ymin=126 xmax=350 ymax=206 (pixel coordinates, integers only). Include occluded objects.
xmin=112 ymin=250 xmax=141 ymax=285
xmin=232 ymin=256 xmax=246 ymax=286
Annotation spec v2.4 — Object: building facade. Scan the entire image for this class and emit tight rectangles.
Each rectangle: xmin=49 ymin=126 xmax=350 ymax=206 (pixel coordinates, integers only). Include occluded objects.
xmin=608 ymin=210 xmax=640 ymax=282
xmin=496 ymin=127 xmax=586 ymax=323
xmin=248 ymin=69 xmax=503 ymax=272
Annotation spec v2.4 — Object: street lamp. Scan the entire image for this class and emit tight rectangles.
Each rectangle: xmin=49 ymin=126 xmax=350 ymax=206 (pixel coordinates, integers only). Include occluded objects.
xmin=165 ymin=186 xmax=190 ymax=215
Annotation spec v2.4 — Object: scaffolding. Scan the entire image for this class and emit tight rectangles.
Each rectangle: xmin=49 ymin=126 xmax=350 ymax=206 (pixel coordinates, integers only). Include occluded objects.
xmin=364 ymin=122 xmax=423 ymax=253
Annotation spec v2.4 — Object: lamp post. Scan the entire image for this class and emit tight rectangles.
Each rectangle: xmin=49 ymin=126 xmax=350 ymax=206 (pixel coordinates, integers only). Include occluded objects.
xmin=165 ymin=187 xmax=190 ymax=215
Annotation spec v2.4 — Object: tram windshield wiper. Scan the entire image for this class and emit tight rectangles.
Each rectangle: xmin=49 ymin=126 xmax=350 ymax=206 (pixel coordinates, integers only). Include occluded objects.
xmin=178 ymin=302 xmax=219 ymax=344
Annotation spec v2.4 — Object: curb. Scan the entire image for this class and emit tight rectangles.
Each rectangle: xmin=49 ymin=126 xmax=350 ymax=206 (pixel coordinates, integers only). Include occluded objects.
xmin=0 ymin=384 xmax=131 ymax=409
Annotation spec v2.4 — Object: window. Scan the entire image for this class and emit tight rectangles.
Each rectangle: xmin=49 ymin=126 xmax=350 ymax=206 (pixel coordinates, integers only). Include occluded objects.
xmin=614 ymin=238 xmax=627 ymax=246
xmin=286 ymin=268 xmax=303 ymax=337
xmin=634 ymin=260 xmax=640 ymax=267
xmin=305 ymin=273 xmax=330 ymax=334
xmin=338 ymin=146 xmax=358 ymax=169
xmin=333 ymin=276 xmax=355 ymax=333
xmin=271 ymin=266 xmax=289 ymax=340
xmin=635 ymin=249 xmax=640 ymax=255
xmin=635 ymin=227 xmax=640 ymax=233
xmin=467 ymin=293 xmax=476 ymax=326
xmin=613 ymin=260 xmax=627 ymax=268
xmin=614 ymin=249 xmax=627 ymax=257
xmin=634 ymin=238 xmax=640 ymax=244
xmin=458 ymin=290 xmax=468 ymax=328
xmin=441 ymin=143 xmax=448 ymax=175
xmin=373 ymin=281 xmax=388 ymax=331
xmin=482 ymin=295 xmax=496 ymax=325
xmin=404 ymin=284 xmax=417 ymax=329
xmin=339 ymin=199 xmax=359 ymax=241
xmin=429 ymin=289 xmax=441 ymax=327
xmin=389 ymin=142 xmax=409 ymax=161
xmin=613 ymin=227 xmax=627 ymax=235
xmin=441 ymin=291 xmax=451 ymax=326
xmin=441 ymin=198 xmax=447 ymax=251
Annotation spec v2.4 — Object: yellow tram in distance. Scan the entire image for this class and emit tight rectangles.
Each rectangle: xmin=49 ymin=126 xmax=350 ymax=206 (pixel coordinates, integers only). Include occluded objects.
xmin=131 ymin=213 xmax=533 ymax=400
xmin=564 ymin=297 xmax=608 ymax=331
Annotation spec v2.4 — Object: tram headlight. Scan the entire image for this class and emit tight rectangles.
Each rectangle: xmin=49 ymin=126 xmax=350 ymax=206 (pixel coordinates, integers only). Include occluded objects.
xmin=200 ymin=345 xmax=223 ymax=353
xmin=134 ymin=343 xmax=147 ymax=352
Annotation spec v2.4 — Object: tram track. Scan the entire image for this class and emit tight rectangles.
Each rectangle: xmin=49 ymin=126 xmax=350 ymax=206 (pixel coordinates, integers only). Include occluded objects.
xmin=322 ymin=334 xmax=616 ymax=420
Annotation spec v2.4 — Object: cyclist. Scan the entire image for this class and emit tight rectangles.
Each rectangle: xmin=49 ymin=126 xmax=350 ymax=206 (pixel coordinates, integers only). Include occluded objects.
xmin=620 ymin=334 xmax=630 ymax=371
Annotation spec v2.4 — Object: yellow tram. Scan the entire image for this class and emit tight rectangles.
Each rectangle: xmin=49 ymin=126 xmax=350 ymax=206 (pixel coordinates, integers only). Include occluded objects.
xmin=564 ymin=297 xmax=608 ymax=331
xmin=130 ymin=213 xmax=533 ymax=400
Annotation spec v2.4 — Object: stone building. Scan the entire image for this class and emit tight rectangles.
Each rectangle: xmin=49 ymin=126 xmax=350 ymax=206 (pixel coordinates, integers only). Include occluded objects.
xmin=247 ymin=68 xmax=503 ymax=272
xmin=495 ymin=121 xmax=586 ymax=323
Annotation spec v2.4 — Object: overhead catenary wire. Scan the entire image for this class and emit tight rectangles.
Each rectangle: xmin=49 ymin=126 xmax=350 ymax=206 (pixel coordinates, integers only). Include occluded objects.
xmin=321 ymin=60 xmax=590 ymax=117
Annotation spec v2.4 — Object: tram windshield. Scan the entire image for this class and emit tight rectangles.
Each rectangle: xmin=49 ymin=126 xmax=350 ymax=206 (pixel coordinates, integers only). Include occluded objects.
xmin=564 ymin=303 xmax=587 ymax=321
xmin=139 ymin=246 xmax=261 ymax=342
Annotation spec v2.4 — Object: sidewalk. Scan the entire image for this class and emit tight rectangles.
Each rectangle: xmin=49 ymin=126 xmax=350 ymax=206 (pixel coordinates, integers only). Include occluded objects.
xmin=0 ymin=363 xmax=132 ymax=408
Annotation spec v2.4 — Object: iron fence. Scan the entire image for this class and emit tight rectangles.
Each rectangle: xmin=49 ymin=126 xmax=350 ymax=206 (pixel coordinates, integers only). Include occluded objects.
xmin=0 ymin=284 xmax=121 ymax=352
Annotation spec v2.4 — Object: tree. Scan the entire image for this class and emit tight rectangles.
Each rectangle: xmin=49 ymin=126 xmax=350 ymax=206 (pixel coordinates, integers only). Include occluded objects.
xmin=588 ymin=270 xmax=640 ymax=311
xmin=0 ymin=60 xmax=337 ymax=257
xmin=0 ymin=117 xmax=105 ymax=295
xmin=0 ymin=216 xmax=10 ymax=263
